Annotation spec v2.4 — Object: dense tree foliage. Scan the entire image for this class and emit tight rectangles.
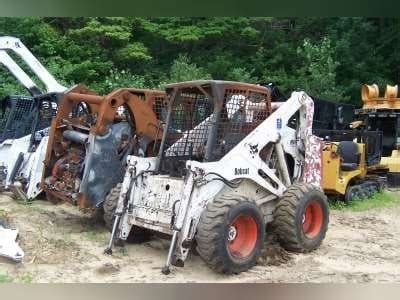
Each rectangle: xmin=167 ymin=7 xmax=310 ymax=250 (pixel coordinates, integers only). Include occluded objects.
xmin=1 ymin=17 xmax=399 ymax=104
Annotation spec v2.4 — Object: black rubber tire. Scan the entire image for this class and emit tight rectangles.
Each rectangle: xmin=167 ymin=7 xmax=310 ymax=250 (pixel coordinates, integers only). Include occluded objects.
xmin=273 ymin=183 xmax=329 ymax=253
xmin=196 ymin=194 xmax=265 ymax=274
xmin=362 ymin=182 xmax=376 ymax=197
xmin=387 ymin=172 xmax=400 ymax=188
xmin=344 ymin=185 xmax=359 ymax=203
xmin=0 ymin=166 xmax=6 ymax=190
xmin=358 ymin=184 xmax=369 ymax=199
xmin=103 ymin=183 xmax=152 ymax=243
xmin=345 ymin=183 xmax=379 ymax=202
xmin=103 ymin=183 xmax=121 ymax=230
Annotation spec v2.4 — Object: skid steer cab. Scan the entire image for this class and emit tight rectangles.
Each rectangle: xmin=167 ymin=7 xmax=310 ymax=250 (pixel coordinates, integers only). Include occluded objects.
xmin=42 ymin=86 xmax=167 ymax=210
xmin=0 ymin=93 xmax=60 ymax=199
xmin=105 ymin=80 xmax=329 ymax=275
xmin=318 ymin=129 xmax=387 ymax=201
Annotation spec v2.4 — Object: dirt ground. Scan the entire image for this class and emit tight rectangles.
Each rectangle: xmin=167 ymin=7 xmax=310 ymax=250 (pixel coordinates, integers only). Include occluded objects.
xmin=0 ymin=192 xmax=400 ymax=283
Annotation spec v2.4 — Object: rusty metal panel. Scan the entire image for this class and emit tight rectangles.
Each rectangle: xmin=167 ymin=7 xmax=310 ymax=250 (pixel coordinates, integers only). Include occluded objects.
xmin=43 ymin=86 xmax=168 ymax=208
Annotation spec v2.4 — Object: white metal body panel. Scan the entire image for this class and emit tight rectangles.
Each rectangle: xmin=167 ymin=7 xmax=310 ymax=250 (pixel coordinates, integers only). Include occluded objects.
xmin=0 ymin=225 xmax=24 ymax=262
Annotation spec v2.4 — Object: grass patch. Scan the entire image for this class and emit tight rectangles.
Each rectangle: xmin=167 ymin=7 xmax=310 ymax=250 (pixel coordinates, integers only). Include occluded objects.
xmin=0 ymin=273 xmax=13 ymax=283
xmin=330 ymin=191 xmax=400 ymax=212
xmin=15 ymin=272 xmax=34 ymax=283
xmin=23 ymin=203 xmax=47 ymax=213
xmin=61 ymin=233 xmax=73 ymax=243
xmin=0 ymin=272 xmax=34 ymax=283
xmin=0 ymin=208 xmax=7 ymax=218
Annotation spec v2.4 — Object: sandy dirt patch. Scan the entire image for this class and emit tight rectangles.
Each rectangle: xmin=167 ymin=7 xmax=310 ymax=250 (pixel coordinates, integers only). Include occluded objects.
xmin=0 ymin=192 xmax=399 ymax=283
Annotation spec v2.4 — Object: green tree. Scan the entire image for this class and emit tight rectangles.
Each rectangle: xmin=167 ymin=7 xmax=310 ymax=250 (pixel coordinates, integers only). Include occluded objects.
xmin=166 ymin=55 xmax=211 ymax=84
xmin=0 ymin=17 xmax=399 ymax=104
xmin=295 ymin=37 xmax=349 ymax=101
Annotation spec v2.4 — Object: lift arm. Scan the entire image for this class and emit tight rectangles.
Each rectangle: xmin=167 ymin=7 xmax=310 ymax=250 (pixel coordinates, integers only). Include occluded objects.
xmin=0 ymin=36 xmax=67 ymax=93
xmin=223 ymin=91 xmax=316 ymax=166
xmin=0 ymin=50 xmax=42 ymax=96
xmin=186 ymin=91 xmax=322 ymax=193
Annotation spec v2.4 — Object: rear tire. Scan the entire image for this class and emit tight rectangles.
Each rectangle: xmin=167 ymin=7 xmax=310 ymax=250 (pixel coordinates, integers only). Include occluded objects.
xmin=103 ymin=183 xmax=152 ymax=243
xmin=0 ymin=166 xmax=6 ymax=191
xmin=273 ymin=183 xmax=329 ymax=252
xmin=196 ymin=194 xmax=265 ymax=274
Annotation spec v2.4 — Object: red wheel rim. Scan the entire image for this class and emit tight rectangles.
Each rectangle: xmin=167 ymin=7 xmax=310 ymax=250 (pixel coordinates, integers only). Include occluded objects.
xmin=227 ymin=215 xmax=258 ymax=258
xmin=302 ymin=200 xmax=323 ymax=239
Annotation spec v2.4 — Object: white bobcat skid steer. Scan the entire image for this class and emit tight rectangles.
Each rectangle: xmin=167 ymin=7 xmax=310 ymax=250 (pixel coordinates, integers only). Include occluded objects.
xmin=105 ymin=80 xmax=329 ymax=275
xmin=0 ymin=36 xmax=67 ymax=199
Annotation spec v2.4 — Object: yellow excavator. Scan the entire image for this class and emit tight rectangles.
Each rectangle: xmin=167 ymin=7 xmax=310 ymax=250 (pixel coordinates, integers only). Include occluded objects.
xmin=319 ymin=127 xmax=386 ymax=201
xmin=318 ymin=83 xmax=400 ymax=202
xmin=355 ymin=84 xmax=400 ymax=187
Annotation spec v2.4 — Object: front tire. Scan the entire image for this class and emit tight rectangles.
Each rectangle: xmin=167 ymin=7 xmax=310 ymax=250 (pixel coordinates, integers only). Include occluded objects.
xmin=273 ymin=183 xmax=329 ymax=252
xmin=196 ymin=194 xmax=265 ymax=274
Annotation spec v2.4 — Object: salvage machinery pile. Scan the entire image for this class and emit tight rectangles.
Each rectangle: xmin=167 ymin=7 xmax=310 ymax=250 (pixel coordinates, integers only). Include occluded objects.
xmin=0 ymin=36 xmax=399 ymax=274
xmin=42 ymin=86 xmax=167 ymax=210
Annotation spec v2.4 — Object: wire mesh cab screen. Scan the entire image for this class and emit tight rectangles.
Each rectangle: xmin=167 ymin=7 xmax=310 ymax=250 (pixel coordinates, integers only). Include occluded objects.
xmin=0 ymin=93 xmax=60 ymax=147
xmin=160 ymin=81 xmax=271 ymax=177
xmin=154 ymin=96 xmax=168 ymax=123
xmin=163 ymin=87 xmax=214 ymax=169
xmin=214 ymin=88 xmax=270 ymax=159
xmin=0 ymin=95 xmax=35 ymax=142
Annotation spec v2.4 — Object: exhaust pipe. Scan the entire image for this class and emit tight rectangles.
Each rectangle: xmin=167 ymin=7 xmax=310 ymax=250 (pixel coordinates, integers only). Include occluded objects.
xmin=63 ymin=130 xmax=88 ymax=144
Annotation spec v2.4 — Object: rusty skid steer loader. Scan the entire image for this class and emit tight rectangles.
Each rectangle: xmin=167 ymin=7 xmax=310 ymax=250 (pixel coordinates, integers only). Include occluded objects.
xmin=105 ymin=80 xmax=329 ymax=274
xmin=41 ymin=86 xmax=167 ymax=210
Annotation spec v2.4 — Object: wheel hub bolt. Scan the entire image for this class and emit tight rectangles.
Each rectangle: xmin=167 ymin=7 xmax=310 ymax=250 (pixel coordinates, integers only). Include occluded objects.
xmin=228 ymin=226 xmax=237 ymax=241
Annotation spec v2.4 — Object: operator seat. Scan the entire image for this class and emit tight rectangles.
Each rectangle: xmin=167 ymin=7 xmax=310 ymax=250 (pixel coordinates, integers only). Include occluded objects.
xmin=337 ymin=141 xmax=359 ymax=171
